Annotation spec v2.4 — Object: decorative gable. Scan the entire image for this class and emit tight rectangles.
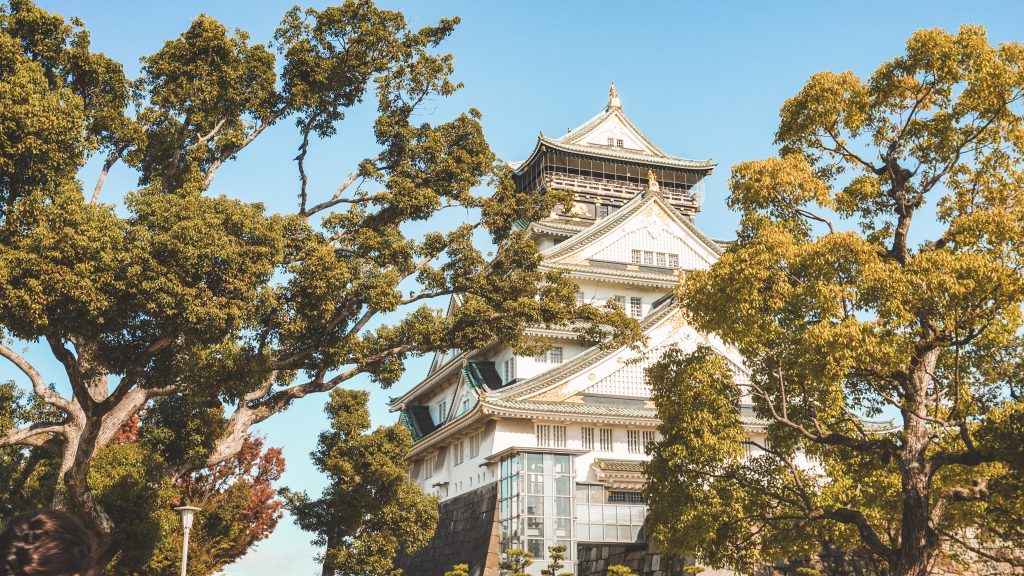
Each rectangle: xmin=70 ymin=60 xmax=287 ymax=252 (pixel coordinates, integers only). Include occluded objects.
xmin=570 ymin=113 xmax=655 ymax=154
xmin=580 ymin=324 xmax=747 ymax=399
xmin=545 ymin=193 xmax=719 ymax=270
xmin=585 ymin=214 xmax=713 ymax=271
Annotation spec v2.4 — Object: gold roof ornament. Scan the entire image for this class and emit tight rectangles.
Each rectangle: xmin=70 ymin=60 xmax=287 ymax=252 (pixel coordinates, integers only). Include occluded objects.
xmin=646 ymin=168 xmax=660 ymax=194
xmin=608 ymin=81 xmax=621 ymax=110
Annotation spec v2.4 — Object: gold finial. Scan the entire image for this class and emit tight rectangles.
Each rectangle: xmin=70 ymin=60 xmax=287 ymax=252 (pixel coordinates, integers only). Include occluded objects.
xmin=608 ymin=82 xmax=621 ymax=109
xmin=647 ymin=168 xmax=660 ymax=194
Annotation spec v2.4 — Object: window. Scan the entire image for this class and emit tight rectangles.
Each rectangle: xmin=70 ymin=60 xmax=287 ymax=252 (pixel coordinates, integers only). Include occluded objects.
xmin=454 ymin=441 xmax=464 ymax=466
xmin=599 ymin=204 xmax=610 ymax=218
xmin=631 ymin=249 xmax=641 ymax=264
xmin=630 ymin=297 xmax=643 ymax=318
xmin=608 ymin=491 xmax=645 ymax=504
xmin=743 ymin=441 xmax=754 ymax=458
xmin=643 ymin=251 xmax=654 ymax=265
xmin=642 ymin=430 xmax=656 ymax=454
xmin=615 ymin=138 xmax=624 ymax=147
xmin=503 ymin=358 xmax=516 ymax=383
xmin=612 ymin=295 xmax=626 ymax=310
xmin=424 ymin=454 xmax=434 ymax=480
xmin=535 ymin=425 xmax=566 ymax=448
xmin=437 ymin=400 xmax=447 ymax=423
xmin=581 ymin=427 xmax=594 ymax=450
xmin=553 ymin=425 xmax=566 ymax=448
xmin=627 ymin=430 xmax=642 ymax=454
xmin=598 ymin=428 xmax=613 ymax=451
xmin=536 ymin=424 xmax=550 ymax=447
xmin=607 ymin=137 xmax=614 ymax=146
xmin=469 ymin=432 xmax=481 ymax=458
xmin=535 ymin=347 xmax=563 ymax=364
xmin=656 ymin=252 xmax=667 ymax=267
xmin=668 ymin=253 xmax=679 ymax=268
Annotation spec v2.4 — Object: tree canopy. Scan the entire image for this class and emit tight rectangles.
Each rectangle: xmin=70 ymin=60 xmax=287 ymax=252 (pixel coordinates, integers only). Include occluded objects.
xmin=284 ymin=388 xmax=436 ymax=576
xmin=646 ymin=25 xmax=1024 ymax=576
xmin=0 ymin=0 xmax=637 ymax=567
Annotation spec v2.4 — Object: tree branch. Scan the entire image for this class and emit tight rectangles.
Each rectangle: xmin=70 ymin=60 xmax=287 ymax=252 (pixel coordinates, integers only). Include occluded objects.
xmin=825 ymin=506 xmax=898 ymax=564
xmin=0 ymin=423 xmax=67 ymax=448
xmin=0 ymin=342 xmax=73 ymax=413
xmin=201 ymin=111 xmax=285 ymax=190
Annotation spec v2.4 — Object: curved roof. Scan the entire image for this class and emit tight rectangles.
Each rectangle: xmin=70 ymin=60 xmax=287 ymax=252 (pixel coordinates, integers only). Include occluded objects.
xmin=511 ymin=86 xmax=716 ymax=173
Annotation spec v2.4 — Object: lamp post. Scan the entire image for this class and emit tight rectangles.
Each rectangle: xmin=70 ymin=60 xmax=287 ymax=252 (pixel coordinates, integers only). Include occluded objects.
xmin=175 ymin=505 xmax=201 ymax=576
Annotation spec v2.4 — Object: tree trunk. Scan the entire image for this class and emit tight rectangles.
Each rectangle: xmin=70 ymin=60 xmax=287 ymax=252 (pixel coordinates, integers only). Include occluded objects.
xmin=321 ymin=531 xmax=338 ymax=576
xmin=893 ymin=347 xmax=941 ymax=576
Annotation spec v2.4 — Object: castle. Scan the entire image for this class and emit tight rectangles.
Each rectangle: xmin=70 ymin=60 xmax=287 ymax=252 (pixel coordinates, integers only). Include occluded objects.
xmin=390 ymin=85 xmax=756 ymax=576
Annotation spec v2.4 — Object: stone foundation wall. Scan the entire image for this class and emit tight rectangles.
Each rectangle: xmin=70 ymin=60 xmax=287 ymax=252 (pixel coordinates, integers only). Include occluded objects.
xmin=394 ymin=482 xmax=500 ymax=576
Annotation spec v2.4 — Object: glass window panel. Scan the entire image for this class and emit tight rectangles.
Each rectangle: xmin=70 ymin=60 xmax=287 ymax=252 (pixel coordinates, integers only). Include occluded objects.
xmin=576 ymin=505 xmax=589 ymax=523
xmin=576 ymin=485 xmax=590 ymax=502
xmin=590 ymin=485 xmax=605 ymax=503
xmin=555 ymin=497 xmax=571 ymax=517
xmin=553 ymin=454 xmax=571 ymax=474
xmin=526 ymin=495 xmax=544 ymax=516
xmin=631 ymin=506 xmax=645 ymax=524
xmin=527 ymin=453 xmax=544 ymax=473
xmin=501 ymin=499 xmax=510 ymax=519
xmin=577 ymin=524 xmax=590 ymax=541
xmin=591 ymin=524 xmax=604 ymax=541
xmin=526 ymin=516 xmax=544 ymax=537
xmin=617 ymin=506 xmax=631 ymax=524
xmin=606 ymin=524 xmax=618 ymax=540
xmin=527 ymin=539 xmax=544 ymax=560
xmin=501 ymin=478 xmax=510 ymax=498
xmin=619 ymin=525 xmax=632 ymax=541
xmin=511 ymin=496 xmax=519 ymax=518
xmin=511 ymin=454 xmax=521 ymax=472
xmin=554 ymin=475 xmax=571 ymax=496
xmin=527 ymin=474 xmax=544 ymax=494
xmin=555 ymin=517 xmax=572 ymax=538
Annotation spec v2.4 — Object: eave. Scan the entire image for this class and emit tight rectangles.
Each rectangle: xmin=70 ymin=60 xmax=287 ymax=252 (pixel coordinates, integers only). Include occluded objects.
xmin=388 ymin=350 xmax=472 ymax=411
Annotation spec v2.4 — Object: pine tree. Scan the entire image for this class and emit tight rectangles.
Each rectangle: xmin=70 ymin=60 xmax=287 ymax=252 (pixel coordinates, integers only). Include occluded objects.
xmin=499 ymin=548 xmax=533 ymax=576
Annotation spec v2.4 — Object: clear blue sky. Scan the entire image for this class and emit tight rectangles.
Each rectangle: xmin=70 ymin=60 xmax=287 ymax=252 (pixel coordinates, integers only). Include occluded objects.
xmin=14 ymin=1 xmax=1024 ymax=574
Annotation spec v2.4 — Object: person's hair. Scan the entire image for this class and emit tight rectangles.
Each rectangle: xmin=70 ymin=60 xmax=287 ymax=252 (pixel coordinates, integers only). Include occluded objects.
xmin=0 ymin=509 xmax=95 ymax=576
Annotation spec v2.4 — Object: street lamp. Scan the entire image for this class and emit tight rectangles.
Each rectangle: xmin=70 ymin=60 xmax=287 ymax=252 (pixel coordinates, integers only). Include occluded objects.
xmin=175 ymin=505 xmax=202 ymax=576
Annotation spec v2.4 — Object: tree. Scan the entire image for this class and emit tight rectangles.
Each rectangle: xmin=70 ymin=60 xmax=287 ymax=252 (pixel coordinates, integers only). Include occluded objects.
xmin=540 ymin=544 xmax=572 ymax=576
xmin=605 ymin=566 xmax=637 ymax=576
xmin=284 ymin=388 xmax=438 ymax=576
xmin=646 ymin=25 xmax=1024 ymax=576
xmin=0 ymin=0 xmax=639 ymax=564
xmin=139 ymin=434 xmax=286 ymax=576
xmin=499 ymin=548 xmax=533 ymax=576
xmin=0 ymin=384 xmax=287 ymax=575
